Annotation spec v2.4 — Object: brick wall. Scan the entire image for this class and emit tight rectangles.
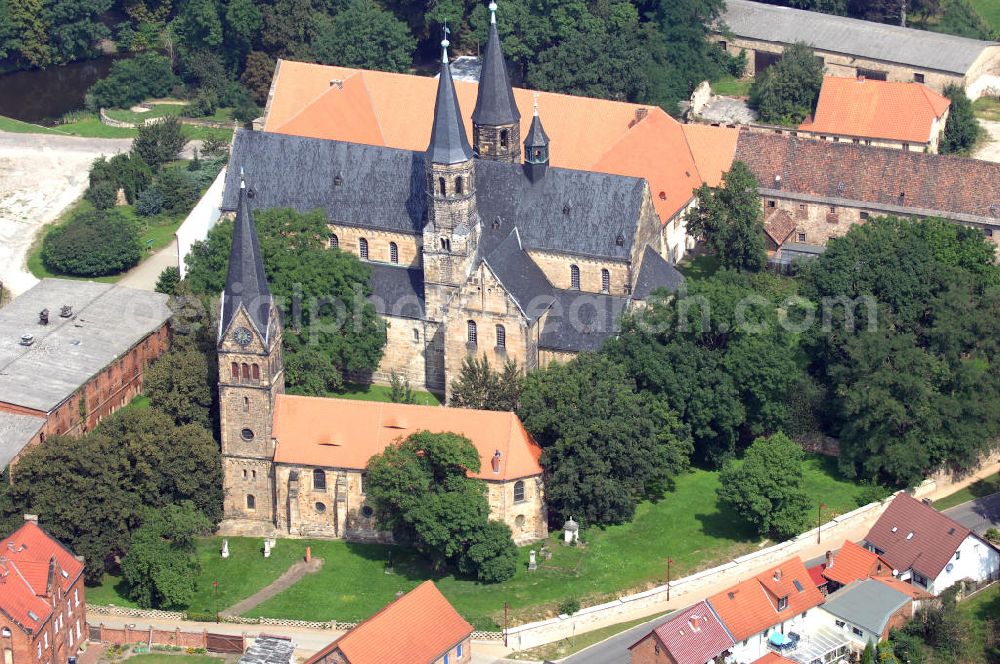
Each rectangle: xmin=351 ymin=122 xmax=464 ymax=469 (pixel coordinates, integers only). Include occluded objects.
xmin=628 ymin=634 xmax=677 ymax=664
xmin=1 ymin=574 xmax=87 ymax=664
xmin=93 ymin=625 xmax=211 ymax=650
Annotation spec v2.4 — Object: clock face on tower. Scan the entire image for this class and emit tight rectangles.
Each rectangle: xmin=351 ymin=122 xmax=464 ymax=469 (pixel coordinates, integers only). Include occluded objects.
xmin=233 ymin=327 xmax=253 ymax=346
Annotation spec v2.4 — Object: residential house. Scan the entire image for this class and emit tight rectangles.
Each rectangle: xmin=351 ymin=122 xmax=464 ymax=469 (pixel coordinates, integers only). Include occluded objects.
xmin=798 ymin=77 xmax=951 ymax=152
xmin=822 ymin=541 xmax=893 ymax=593
xmin=712 ymin=0 xmax=1000 ymax=98
xmin=752 ymin=655 xmax=797 ymax=664
xmin=816 ymin=579 xmax=914 ymax=646
xmin=0 ymin=517 xmax=87 ymax=664
xmin=304 ymin=581 xmax=472 ymax=664
xmin=628 ymin=601 xmax=734 ymax=664
xmin=863 ymin=493 xmax=1000 ymax=594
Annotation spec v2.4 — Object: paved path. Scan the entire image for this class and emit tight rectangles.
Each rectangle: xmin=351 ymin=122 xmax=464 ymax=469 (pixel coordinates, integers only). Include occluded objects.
xmin=973 ymin=120 xmax=1000 ymax=163
xmin=118 ymin=239 xmax=178 ymax=291
xmin=944 ymin=493 xmax=1000 ymax=534
xmin=221 ymin=558 xmax=324 ymax=617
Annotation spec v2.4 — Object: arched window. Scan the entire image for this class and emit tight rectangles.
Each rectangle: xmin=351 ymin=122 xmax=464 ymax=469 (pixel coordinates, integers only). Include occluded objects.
xmin=252 ymin=364 xmax=260 ymax=381
xmin=601 ymin=268 xmax=610 ymax=294
xmin=500 ymin=129 xmax=509 ymax=148
xmin=231 ymin=362 xmax=239 ymax=379
xmin=242 ymin=469 xmax=247 ymax=479
xmin=438 ymin=177 xmax=446 ymax=196
xmin=389 ymin=242 xmax=399 ymax=264
xmin=328 ymin=233 xmax=339 ymax=249
xmin=467 ymin=320 xmax=477 ymax=345
xmin=243 ymin=396 xmax=249 ymax=412
xmin=359 ymin=237 xmax=369 ymax=260
xmin=495 ymin=324 xmax=506 ymax=350
xmin=513 ymin=480 xmax=525 ymax=503
xmin=246 ymin=495 xmax=256 ymax=510
xmin=252 ymin=469 xmax=256 ymax=479
xmin=455 ymin=176 xmax=463 ymax=195
xmin=570 ymin=265 xmax=581 ymax=290
xmin=313 ymin=469 xmax=327 ymax=491
xmin=440 ymin=237 xmax=451 ymax=252
xmin=242 ymin=363 xmax=250 ymax=381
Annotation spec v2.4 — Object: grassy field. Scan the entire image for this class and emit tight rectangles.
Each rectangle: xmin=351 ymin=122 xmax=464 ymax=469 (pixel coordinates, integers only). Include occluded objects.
xmin=677 ymin=253 xmax=720 ymax=281
xmin=91 ymin=455 xmax=865 ymax=629
xmin=933 ymin=472 xmax=1000 ymax=511
xmin=712 ymin=75 xmax=753 ymax=97
xmin=330 ymin=382 xmax=443 ymax=406
xmin=0 ymin=115 xmax=66 ymax=135
xmin=974 ymin=97 xmax=1000 ymax=122
xmin=103 ymin=104 xmax=235 ymax=126
xmin=970 ymin=0 xmax=1000 ymax=33
xmin=48 ymin=111 xmax=232 ymax=142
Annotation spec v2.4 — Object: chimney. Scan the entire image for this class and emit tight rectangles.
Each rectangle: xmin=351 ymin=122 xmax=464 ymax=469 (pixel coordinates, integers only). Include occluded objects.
xmin=491 ymin=450 xmax=501 ymax=474
xmin=774 ymin=569 xmax=783 ymax=581
xmin=59 ymin=305 xmax=72 ymax=318
xmin=690 ymin=615 xmax=702 ymax=631
xmin=20 ymin=334 xmax=35 ymax=347
xmin=23 ymin=514 xmax=38 ymax=524
xmin=774 ymin=175 xmax=782 ymax=189
xmin=825 ymin=550 xmax=833 ymax=566
xmin=330 ymin=79 xmax=343 ymax=89
xmin=39 ymin=309 xmax=49 ymax=325
xmin=633 ymin=108 xmax=648 ymax=125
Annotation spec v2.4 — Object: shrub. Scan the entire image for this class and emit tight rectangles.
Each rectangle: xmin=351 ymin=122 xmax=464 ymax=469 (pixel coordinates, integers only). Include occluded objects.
xmin=155 ymin=267 xmax=181 ymax=295
xmin=109 ymin=152 xmax=153 ymax=204
xmin=749 ymin=42 xmax=823 ymax=125
xmin=87 ymin=180 xmax=118 ymax=210
xmin=186 ymin=90 xmax=218 ymax=118
xmin=135 ymin=187 xmax=165 ymax=216
xmin=157 ymin=167 xmax=199 ymax=212
xmin=42 ymin=209 xmax=141 ymax=277
xmin=86 ymin=53 xmax=178 ymax=110
xmin=457 ymin=521 xmax=518 ymax=583
xmin=201 ymin=135 xmax=229 ymax=157
xmin=133 ymin=117 xmax=188 ymax=169
xmin=558 ymin=598 xmax=581 ymax=616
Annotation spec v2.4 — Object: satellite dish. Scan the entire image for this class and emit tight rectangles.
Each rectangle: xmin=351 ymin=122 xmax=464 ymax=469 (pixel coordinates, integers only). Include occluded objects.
xmin=946 ymin=563 xmax=954 ymax=573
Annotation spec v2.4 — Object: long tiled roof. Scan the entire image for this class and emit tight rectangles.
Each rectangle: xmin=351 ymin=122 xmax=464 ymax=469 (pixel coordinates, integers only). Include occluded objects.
xmin=306 ymin=581 xmax=472 ymax=664
xmin=638 ymin=601 xmax=735 ymax=664
xmin=718 ymin=0 xmax=997 ymax=74
xmin=735 ymin=133 xmax=1000 ymax=226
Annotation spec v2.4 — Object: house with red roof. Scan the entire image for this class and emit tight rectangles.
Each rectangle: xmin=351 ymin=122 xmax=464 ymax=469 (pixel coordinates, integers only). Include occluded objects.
xmin=304 ymin=581 xmax=472 ymax=664
xmin=863 ymin=493 xmax=1000 ymax=595
xmin=0 ymin=518 xmax=87 ymax=664
xmin=628 ymin=600 xmax=734 ymax=664
xmin=822 ymin=541 xmax=893 ymax=593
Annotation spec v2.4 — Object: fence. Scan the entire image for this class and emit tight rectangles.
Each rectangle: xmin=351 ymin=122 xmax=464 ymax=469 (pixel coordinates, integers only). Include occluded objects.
xmin=90 ymin=624 xmax=245 ymax=653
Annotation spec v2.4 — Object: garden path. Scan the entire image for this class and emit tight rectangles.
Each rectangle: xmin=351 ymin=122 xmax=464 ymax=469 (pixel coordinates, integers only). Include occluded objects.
xmin=220 ymin=558 xmax=324 ymax=618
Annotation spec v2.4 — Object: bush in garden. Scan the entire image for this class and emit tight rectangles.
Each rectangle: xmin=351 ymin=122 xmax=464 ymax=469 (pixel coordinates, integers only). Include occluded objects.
xmin=86 ymin=180 xmax=118 ymax=210
xmin=135 ymin=188 xmax=166 ymax=217
xmin=157 ymin=167 xmax=199 ymax=213
xmin=42 ymin=209 xmax=141 ymax=276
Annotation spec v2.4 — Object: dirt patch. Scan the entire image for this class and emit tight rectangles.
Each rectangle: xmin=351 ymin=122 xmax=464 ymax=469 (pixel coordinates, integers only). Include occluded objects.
xmin=972 ymin=120 xmax=1000 ymax=163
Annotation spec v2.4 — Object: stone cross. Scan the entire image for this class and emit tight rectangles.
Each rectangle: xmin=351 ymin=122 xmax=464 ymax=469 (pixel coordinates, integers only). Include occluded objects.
xmin=528 ymin=550 xmax=537 ymax=571
xmin=221 ymin=539 xmax=229 ymax=559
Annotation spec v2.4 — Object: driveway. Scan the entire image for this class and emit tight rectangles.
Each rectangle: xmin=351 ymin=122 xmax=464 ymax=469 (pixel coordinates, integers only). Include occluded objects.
xmin=973 ymin=119 xmax=1000 ymax=162
xmin=943 ymin=493 xmax=1000 ymax=534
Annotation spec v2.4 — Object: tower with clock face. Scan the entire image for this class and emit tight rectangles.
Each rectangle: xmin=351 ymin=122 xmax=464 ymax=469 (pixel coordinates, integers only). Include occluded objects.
xmin=217 ymin=180 xmax=284 ymax=531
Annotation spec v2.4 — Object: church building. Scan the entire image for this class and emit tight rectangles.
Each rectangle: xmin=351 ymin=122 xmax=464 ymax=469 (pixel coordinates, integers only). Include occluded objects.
xmin=220 ymin=5 xmax=685 ymax=395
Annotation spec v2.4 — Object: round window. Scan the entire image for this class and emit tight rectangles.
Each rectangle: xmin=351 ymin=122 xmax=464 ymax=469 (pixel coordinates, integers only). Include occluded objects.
xmin=361 ymin=505 xmax=374 ymax=518
xmin=241 ymin=428 xmax=255 ymax=441
xmin=315 ymin=502 xmax=327 ymax=513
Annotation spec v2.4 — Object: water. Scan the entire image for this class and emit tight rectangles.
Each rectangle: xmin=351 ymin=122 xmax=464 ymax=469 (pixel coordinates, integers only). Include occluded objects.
xmin=0 ymin=56 xmax=121 ymax=124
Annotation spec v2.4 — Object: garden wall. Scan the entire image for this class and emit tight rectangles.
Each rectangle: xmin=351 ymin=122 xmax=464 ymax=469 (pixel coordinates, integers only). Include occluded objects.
xmin=91 ymin=624 xmax=241 ymax=651
xmin=175 ymin=167 xmax=227 ymax=278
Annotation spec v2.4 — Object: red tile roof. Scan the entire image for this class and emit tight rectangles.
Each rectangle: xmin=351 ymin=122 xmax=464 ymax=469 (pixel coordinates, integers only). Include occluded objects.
xmin=806 ymin=563 xmax=828 ymax=589
xmin=800 ymin=76 xmax=950 ymax=144
xmin=708 ymin=557 xmax=825 ymax=642
xmin=0 ymin=521 xmax=84 ymax=634
xmin=823 ymin=540 xmax=892 ymax=586
xmin=272 ymin=395 xmax=543 ymax=481
xmin=764 ymin=208 xmax=795 ymax=245
xmin=753 ymin=654 xmax=798 ymax=664
xmin=735 ymin=133 xmax=1000 ymax=225
xmin=873 ymin=576 xmax=935 ymax=600
xmin=305 ymin=581 xmax=472 ymax=664
xmin=630 ymin=601 xmax=734 ymax=664
xmin=865 ymin=493 xmax=972 ymax=580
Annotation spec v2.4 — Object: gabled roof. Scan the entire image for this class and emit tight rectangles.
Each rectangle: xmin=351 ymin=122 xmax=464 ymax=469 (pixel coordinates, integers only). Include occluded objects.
xmin=271 ymin=395 xmax=543 ymax=481
xmin=262 ymin=61 xmax=705 ymax=223
xmin=873 ymin=576 xmax=934 ymax=600
xmin=753 ymin=655 xmax=798 ymax=664
xmin=483 ymin=229 xmax=555 ymax=323
xmin=0 ymin=522 xmax=84 ymax=634
xmin=306 ymin=581 xmax=472 ymax=664
xmin=221 ymin=182 xmax=273 ymax=342
xmin=800 ymin=77 xmax=950 ymax=144
xmin=708 ymin=557 xmax=825 ymax=641
xmin=807 ymin=563 xmax=828 ymax=589
xmin=630 ymin=601 xmax=734 ymax=664
xmin=735 ymin=133 xmax=1000 ymax=226
xmin=820 ymin=579 xmax=911 ymax=636
xmin=427 ymin=45 xmax=473 ymax=165
xmin=763 ymin=209 xmax=795 ymax=246
xmin=472 ymin=18 xmax=520 ymax=127
xmin=864 ymin=493 xmax=972 ymax=579
xmin=681 ymin=124 xmax=740 ymax=187
xmin=718 ymin=0 xmax=998 ymax=75
xmin=633 ymin=246 xmax=685 ymax=300
xmin=823 ymin=540 xmax=891 ymax=586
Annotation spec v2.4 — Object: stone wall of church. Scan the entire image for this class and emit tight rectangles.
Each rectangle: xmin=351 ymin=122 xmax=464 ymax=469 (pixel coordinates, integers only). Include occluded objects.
xmin=368 ymin=315 xmax=445 ymax=393
xmin=222 ymin=456 xmax=275 ymax=527
xmin=486 ymin=476 xmax=548 ymax=545
xmin=526 ymin=251 xmax=631 ymax=295
xmin=325 ymin=224 xmax=421 ymax=268
xmin=632 ymin=187 xmax=669 ymax=265
xmin=474 ymin=123 xmax=522 ymax=163
xmin=537 ymin=348 xmax=577 ymax=368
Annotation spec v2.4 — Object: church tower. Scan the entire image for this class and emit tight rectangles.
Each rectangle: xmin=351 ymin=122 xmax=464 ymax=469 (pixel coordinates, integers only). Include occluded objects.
xmin=218 ymin=177 xmax=284 ymax=531
xmin=524 ymin=95 xmax=550 ymax=182
xmin=423 ymin=31 xmax=480 ymax=321
xmin=471 ymin=2 xmax=521 ymax=162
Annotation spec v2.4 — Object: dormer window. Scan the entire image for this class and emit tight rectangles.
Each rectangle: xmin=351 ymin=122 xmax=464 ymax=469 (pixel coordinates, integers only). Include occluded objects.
xmin=777 ymin=596 xmax=788 ymax=611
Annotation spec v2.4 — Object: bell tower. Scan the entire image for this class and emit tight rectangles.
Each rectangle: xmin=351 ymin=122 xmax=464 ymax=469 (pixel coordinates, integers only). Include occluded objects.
xmin=524 ymin=95 xmax=550 ymax=182
xmin=423 ymin=30 xmax=480 ymax=320
xmin=218 ymin=176 xmax=283 ymax=531
xmin=471 ymin=1 xmax=521 ymax=162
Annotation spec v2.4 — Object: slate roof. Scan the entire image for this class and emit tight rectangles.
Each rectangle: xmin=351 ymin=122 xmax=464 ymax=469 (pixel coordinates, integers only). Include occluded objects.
xmin=633 ymin=246 xmax=685 ymax=300
xmin=736 ymin=133 xmax=1000 ymax=226
xmin=482 ymin=229 xmax=555 ymax=323
xmin=718 ymin=0 xmax=998 ymax=75
xmin=238 ymin=636 xmax=294 ymax=664
xmin=427 ymin=47 xmax=474 ymax=165
xmin=0 ymin=412 xmax=45 ymax=470
xmin=0 ymin=279 xmax=171 ymax=413
xmin=224 ymin=130 xmax=647 ymax=261
xmin=538 ymin=289 xmax=628 ymax=352
xmin=820 ymin=579 xmax=911 ymax=636
xmin=864 ymin=493 xmax=971 ymax=579
xmin=368 ymin=264 xmax=425 ymax=320
xmin=525 ymin=108 xmax=549 ymax=149
xmin=472 ymin=19 xmax=520 ymax=127
xmin=221 ymin=183 xmax=273 ymax=341
xmin=631 ymin=601 xmax=734 ymax=664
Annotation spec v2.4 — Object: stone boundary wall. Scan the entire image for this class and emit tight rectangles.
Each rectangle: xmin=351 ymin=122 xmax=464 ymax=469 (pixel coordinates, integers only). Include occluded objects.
xmin=98 ymin=108 xmax=237 ymax=130
xmin=92 ymin=624 xmax=215 ymax=650
xmin=88 ymin=605 xmax=186 ymax=620
xmin=175 ymin=166 xmax=227 ymax=278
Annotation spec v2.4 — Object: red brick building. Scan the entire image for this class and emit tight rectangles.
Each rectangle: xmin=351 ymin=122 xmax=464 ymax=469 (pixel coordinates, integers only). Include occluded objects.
xmin=628 ymin=600 xmax=734 ymax=664
xmin=0 ymin=518 xmax=87 ymax=664
xmin=0 ymin=279 xmax=172 ymax=471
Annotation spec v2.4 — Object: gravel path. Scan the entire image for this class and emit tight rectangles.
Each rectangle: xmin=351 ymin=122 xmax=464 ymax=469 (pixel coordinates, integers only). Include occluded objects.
xmin=973 ymin=119 xmax=1000 ymax=163
xmin=220 ymin=558 xmax=324 ymax=617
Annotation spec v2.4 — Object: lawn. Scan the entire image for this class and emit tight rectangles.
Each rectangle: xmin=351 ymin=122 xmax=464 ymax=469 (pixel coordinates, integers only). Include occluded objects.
xmin=330 ymin=382 xmax=443 ymax=406
xmin=970 ymin=0 xmax=1000 ymax=34
xmin=933 ymin=472 xmax=1000 ymax=511
xmin=103 ymin=104 xmax=236 ymax=127
xmin=712 ymin=75 xmax=753 ymax=97
xmin=974 ymin=97 xmax=1000 ymax=122
xmin=50 ymin=111 xmax=232 ymax=142
xmin=0 ymin=115 xmax=66 ymax=135
xmin=92 ymin=455 xmax=865 ymax=630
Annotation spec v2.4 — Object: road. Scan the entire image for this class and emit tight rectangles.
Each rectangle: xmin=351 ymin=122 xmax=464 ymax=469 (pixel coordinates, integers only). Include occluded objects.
xmin=943 ymin=493 xmax=1000 ymax=534
xmin=560 ymin=611 xmax=679 ymax=664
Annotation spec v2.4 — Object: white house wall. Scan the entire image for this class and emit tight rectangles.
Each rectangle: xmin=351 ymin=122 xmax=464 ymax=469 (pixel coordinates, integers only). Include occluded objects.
xmin=929 ymin=534 xmax=1000 ymax=594
xmin=725 ymin=609 xmax=816 ymax=664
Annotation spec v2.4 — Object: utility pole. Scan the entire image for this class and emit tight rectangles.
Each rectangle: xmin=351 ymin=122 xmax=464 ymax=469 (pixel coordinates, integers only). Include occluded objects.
xmin=213 ymin=581 xmax=219 ymax=623
xmin=667 ymin=558 xmax=674 ymax=601
xmin=817 ymin=502 xmax=827 ymax=544
xmin=901 ymin=0 xmax=907 ymax=27
xmin=503 ymin=602 xmax=509 ymax=647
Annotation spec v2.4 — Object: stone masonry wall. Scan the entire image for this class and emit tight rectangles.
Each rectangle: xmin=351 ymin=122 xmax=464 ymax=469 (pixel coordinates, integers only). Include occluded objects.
xmin=325 ymin=224 xmax=421 ymax=268
xmin=526 ymin=251 xmax=631 ymax=295
xmin=369 ymin=315 xmax=439 ymax=391
xmin=474 ymin=123 xmax=521 ymax=163
xmin=486 ymin=477 xmax=547 ymax=545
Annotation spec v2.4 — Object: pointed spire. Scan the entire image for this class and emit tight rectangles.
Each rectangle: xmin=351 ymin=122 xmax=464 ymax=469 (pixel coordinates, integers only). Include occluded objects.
xmin=472 ymin=0 xmax=520 ymax=127
xmin=221 ymin=177 xmax=273 ymax=341
xmin=427 ymin=27 xmax=473 ymax=165
xmin=525 ymin=92 xmax=549 ymax=153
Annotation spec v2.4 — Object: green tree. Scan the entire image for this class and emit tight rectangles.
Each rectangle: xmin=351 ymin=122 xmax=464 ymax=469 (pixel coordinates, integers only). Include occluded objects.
xmin=717 ymin=432 xmax=811 ymax=538
xmin=42 ymin=208 xmax=142 ymax=277
xmin=132 ymin=116 xmax=188 ymax=169
xmin=940 ymin=83 xmax=981 ymax=155
xmin=143 ymin=348 xmax=214 ymax=428
xmin=518 ymin=353 xmax=691 ymax=525
xmin=7 ymin=0 xmax=50 ymax=66
xmin=120 ymin=503 xmax=211 ymax=608
xmin=156 ymin=266 xmax=181 ymax=295
xmin=860 ymin=643 xmax=876 ymax=664
xmin=749 ymin=42 xmax=824 ymax=124
xmin=86 ymin=53 xmax=177 ymax=109
xmin=223 ymin=0 xmax=261 ymax=58
xmin=935 ymin=0 xmax=992 ymax=39
xmin=458 ymin=520 xmax=519 ymax=583
xmin=312 ymin=0 xmax=414 ymax=72
xmin=688 ymin=161 xmax=766 ymax=272
xmin=43 ymin=0 xmax=111 ymax=63
xmin=241 ymin=51 xmax=276 ymax=105
xmin=172 ymin=0 xmax=223 ymax=50
xmin=389 ymin=370 xmax=416 ymax=404
xmin=448 ymin=355 xmax=522 ymax=411
xmin=185 ymin=208 xmax=386 ymax=394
